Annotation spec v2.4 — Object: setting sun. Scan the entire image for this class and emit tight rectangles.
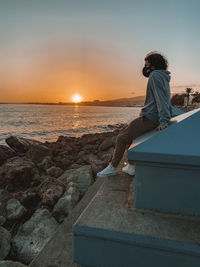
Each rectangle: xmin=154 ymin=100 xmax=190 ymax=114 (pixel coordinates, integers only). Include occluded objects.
xmin=72 ymin=94 xmax=83 ymax=103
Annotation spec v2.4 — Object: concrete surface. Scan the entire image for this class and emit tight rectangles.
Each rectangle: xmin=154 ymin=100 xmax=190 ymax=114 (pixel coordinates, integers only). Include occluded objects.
xmin=73 ymin=172 xmax=200 ymax=266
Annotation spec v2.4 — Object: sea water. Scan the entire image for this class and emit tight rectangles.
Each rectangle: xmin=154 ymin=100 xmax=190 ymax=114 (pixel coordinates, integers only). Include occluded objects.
xmin=0 ymin=104 xmax=141 ymax=144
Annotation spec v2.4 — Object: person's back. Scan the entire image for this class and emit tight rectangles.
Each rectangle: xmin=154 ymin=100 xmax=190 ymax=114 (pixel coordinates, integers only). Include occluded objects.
xmin=141 ymin=69 xmax=171 ymax=126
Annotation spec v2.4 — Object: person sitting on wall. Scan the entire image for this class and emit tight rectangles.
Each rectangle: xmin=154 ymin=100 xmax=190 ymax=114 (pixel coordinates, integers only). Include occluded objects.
xmin=97 ymin=51 xmax=183 ymax=177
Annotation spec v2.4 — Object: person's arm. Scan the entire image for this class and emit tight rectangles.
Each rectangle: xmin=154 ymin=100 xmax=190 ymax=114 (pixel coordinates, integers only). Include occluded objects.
xmin=149 ymin=73 xmax=171 ymax=130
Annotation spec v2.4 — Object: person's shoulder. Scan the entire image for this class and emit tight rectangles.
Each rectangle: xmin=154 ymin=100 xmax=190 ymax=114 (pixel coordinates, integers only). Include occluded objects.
xmin=149 ymin=70 xmax=161 ymax=81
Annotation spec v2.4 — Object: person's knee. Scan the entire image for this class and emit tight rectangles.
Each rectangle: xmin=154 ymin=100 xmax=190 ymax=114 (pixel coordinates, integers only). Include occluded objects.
xmin=116 ymin=134 xmax=129 ymax=144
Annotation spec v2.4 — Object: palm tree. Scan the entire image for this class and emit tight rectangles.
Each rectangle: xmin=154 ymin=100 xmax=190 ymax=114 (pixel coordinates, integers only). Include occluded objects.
xmin=185 ymin=88 xmax=193 ymax=106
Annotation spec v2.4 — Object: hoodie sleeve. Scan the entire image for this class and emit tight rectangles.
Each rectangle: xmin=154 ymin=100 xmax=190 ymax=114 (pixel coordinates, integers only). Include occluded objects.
xmin=149 ymin=72 xmax=171 ymax=125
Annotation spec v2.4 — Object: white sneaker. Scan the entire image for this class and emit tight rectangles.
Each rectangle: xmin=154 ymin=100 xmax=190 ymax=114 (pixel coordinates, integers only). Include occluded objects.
xmin=96 ymin=164 xmax=118 ymax=178
xmin=122 ymin=164 xmax=135 ymax=176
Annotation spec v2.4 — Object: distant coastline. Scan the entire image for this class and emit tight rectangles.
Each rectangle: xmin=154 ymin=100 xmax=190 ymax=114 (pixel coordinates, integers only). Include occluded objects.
xmin=0 ymin=96 xmax=145 ymax=108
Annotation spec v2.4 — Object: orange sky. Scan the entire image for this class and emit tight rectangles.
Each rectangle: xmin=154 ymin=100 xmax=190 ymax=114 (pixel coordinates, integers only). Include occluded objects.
xmin=0 ymin=41 xmax=144 ymax=103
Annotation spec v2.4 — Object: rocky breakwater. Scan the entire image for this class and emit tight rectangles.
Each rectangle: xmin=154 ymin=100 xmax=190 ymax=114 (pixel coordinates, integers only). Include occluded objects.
xmin=0 ymin=123 xmax=126 ymax=265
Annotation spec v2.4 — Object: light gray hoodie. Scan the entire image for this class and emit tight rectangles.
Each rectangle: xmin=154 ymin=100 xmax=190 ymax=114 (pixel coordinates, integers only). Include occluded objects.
xmin=140 ymin=70 xmax=183 ymax=125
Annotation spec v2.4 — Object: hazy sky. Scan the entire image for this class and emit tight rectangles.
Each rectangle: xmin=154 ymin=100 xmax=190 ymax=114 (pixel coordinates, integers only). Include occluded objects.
xmin=0 ymin=0 xmax=200 ymax=102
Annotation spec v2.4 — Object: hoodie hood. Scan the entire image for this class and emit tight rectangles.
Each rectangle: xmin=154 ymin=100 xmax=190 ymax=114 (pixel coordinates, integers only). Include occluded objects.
xmin=151 ymin=69 xmax=171 ymax=82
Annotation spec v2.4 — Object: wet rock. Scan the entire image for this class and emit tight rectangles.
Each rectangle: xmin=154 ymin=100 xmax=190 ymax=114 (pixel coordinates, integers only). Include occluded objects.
xmin=0 ymin=226 xmax=11 ymax=259
xmin=0 ymin=157 xmax=36 ymax=188
xmin=0 ymin=145 xmax=16 ymax=166
xmin=53 ymin=186 xmax=80 ymax=222
xmin=38 ymin=178 xmax=66 ymax=206
xmin=0 ymin=261 xmax=27 ymax=267
xmin=5 ymin=199 xmax=26 ymax=221
xmin=46 ymin=166 xmax=63 ymax=178
xmin=99 ymin=137 xmax=115 ymax=151
xmin=12 ymin=208 xmax=59 ymax=264
xmin=58 ymin=165 xmax=93 ymax=194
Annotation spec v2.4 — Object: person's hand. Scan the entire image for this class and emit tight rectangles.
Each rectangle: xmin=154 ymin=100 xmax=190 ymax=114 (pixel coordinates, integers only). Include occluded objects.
xmin=156 ymin=124 xmax=168 ymax=131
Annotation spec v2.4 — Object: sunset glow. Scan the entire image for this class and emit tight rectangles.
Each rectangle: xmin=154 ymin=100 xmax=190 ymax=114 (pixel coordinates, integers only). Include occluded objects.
xmin=72 ymin=94 xmax=83 ymax=103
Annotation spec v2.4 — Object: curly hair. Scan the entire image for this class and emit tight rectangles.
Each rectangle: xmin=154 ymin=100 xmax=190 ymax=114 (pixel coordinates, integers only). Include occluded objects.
xmin=145 ymin=52 xmax=168 ymax=70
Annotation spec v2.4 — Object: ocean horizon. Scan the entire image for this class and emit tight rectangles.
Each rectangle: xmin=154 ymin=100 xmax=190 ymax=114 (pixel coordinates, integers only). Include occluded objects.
xmin=0 ymin=104 xmax=141 ymax=145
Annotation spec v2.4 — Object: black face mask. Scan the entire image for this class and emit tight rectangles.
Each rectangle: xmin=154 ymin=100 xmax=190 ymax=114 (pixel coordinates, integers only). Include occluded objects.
xmin=142 ymin=66 xmax=152 ymax=78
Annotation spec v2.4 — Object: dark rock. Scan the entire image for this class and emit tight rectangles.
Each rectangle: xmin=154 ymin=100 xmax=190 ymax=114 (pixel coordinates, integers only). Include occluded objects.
xmin=101 ymin=153 xmax=113 ymax=164
xmin=0 ymin=226 xmax=11 ymax=259
xmin=0 ymin=145 xmax=16 ymax=166
xmin=46 ymin=166 xmax=63 ymax=178
xmin=6 ymin=136 xmax=29 ymax=154
xmin=5 ymin=198 xmax=26 ymax=221
xmin=38 ymin=178 xmax=66 ymax=207
xmin=26 ymin=144 xmax=50 ymax=164
xmin=6 ymin=136 xmax=50 ymax=163
xmin=80 ymin=133 xmax=100 ymax=145
xmin=52 ymin=156 xmax=71 ymax=169
xmin=37 ymin=156 xmax=54 ymax=170
xmin=12 ymin=190 xmax=39 ymax=209
xmin=12 ymin=208 xmax=59 ymax=264
xmin=58 ymin=165 xmax=93 ymax=194
xmin=91 ymin=163 xmax=105 ymax=176
xmin=70 ymin=163 xmax=82 ymax=169
xmin=52 ymin=186 xmax=80 ymax=222
xmin=77 ymin=151 xmax=86 ymax=158
xmin=0 ymin=157 xmax=36 ymax=189
xmin=0 ymin=216 xmax=6 ymax=226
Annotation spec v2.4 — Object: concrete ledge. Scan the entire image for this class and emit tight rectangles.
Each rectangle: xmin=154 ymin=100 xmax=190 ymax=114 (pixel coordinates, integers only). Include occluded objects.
xmin=73 ymin=175 xmax=200 ymax=267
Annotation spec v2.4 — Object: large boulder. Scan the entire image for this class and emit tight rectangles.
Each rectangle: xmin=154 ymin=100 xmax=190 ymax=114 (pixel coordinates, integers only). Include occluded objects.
xmin=0 ymin=157 xmax=36 ymax=188
xmin=12 ymin=208 xmax=59 ymax=264
xmin=6 ymin=136 xmax=50 ymax=163
xmin=0 ymin=226 xmax=11 ymax=259
xmin=5 ymin=199 xmax=26 ymax=221
xmin=58 ymin=165 xmax=94 ymax=194
xmin=53 ymin=186 xmax=80 ymax=222
xmin=38 ymin=178 xmax=65 ymax=207
xmin=0 ymin=145 xmax=16 ymax=166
